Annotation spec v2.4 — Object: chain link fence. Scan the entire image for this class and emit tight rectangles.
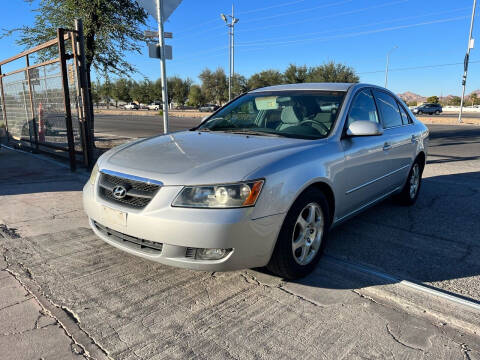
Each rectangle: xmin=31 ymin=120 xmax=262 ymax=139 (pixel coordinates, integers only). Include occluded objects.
xmin=0 ymin=27 xmax=93 ymax=170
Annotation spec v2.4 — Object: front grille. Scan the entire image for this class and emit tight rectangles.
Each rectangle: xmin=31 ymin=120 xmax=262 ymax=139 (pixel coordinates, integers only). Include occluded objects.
xmin=93 ymin=221 xmax=163 ymax=254
xmin=98 ymin=172 xmax=160 ymax=209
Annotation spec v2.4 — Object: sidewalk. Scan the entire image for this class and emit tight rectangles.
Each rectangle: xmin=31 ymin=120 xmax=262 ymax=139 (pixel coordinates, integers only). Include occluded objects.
xmin=0 ymin=252 xmax=86 ymax=359
xmin=0 ymin=147 xmax=108 ymax=359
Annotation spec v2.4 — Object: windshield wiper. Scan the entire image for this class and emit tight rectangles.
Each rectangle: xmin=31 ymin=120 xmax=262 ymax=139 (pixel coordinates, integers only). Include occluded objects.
xmin=221 ymin=129 xmax=283 ymax=137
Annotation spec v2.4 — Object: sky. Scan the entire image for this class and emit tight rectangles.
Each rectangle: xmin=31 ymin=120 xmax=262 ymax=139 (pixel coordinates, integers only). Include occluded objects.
xmin=1 ymin=0 xmax=479 ymax=96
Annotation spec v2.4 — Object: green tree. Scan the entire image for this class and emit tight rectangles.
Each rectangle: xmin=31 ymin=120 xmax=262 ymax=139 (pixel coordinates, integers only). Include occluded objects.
xmin=407 ymin=101 xmax=417 ymax=107
xmin=112 ymin=78 xmax=133 ymax=106
xmin=470 ymin=92 xmax=479 ymax=106
xmin=231 ymin=74 xmax=248 ymax=98
xmin=6 ymin=0 xmax=148 ymax=130
xmin=10 ymin=0 xmax=147 ymax=77
xmin=306 ymin=61 xmax=359 ymax=83
xmin=426 ymin=96 xmax=439 ymax=104
xmin=247 ymin=70 xmax=284 ymax=89
xmin=169 ymin=77 xmax=192 ymax=107
xmin=129 ymin=80 xmax=154 ymax=104
xmin=283 ymin=64 xmax=308 ymax=84
xmin=199 ymin=68 xmax=228 ymax=105
xmin=188 ymin=85 xmax=204 ymax=108
xmin=449 ymin=96 xmax=461 ymax=106
xmin=99 ymin=75 xmax=112 ymax=108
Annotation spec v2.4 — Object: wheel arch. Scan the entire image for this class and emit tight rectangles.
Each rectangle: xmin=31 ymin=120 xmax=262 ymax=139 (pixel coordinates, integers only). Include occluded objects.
xmin=299 ymin=181 xmax=336 ymax=226
xmin=416 ymin=151 xmax=426 ymax=171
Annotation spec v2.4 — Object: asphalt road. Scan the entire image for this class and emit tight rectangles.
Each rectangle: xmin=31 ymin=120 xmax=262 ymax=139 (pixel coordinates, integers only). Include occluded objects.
xmin=94 ymin=114 xmax=200 ymax=138
xmin=93 ymin=112 xmax=480 ymax=139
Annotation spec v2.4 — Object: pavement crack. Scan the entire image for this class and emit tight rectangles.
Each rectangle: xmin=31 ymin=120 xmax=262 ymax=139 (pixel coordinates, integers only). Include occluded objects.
xmin=352 ymin=289 xmax=380 ymax=305
xmin=385 ymin=324 xmax=424 ymax=352
xmin=0 ymin=224 xmax=20 ymax=239
xmin=240 ymin=272 xmax=325 ymax=308
xmin=0 ymin=297 xmax=33 ymax=311
xmin=3 ymin=265 xmax=111 ymax=360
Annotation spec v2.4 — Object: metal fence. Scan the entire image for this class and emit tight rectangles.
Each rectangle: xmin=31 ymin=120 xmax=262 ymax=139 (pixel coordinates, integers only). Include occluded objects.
xmin=0 ymin=24 xmax=93 ymax=171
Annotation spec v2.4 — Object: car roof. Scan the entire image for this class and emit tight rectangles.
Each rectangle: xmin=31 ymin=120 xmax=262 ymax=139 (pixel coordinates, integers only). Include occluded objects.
xmin=249 ymin=82 xmax=356 ymax=93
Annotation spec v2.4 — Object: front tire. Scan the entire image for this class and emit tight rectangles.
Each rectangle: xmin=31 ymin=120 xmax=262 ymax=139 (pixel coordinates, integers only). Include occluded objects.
xmin=267 ymin=188 xmax=330 ymax=279
xmin=435 ymin=110 xmax=440 ymax=115
xmin=395 ymin=160 xmax=423 ymax=206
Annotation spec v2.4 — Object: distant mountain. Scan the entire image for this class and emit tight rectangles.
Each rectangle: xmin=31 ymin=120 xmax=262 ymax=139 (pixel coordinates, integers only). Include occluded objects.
xmin=398 ymin=92 xmax=426 ymax=103
xmin=397 ymin=90 xmax=480 ymax=104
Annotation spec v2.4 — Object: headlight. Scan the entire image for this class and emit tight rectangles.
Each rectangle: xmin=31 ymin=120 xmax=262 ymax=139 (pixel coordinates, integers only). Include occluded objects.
xmin=172 ymin=180 xmax=264 ymax=208
xmin=89 ymin=163 xmax=99 ymax=185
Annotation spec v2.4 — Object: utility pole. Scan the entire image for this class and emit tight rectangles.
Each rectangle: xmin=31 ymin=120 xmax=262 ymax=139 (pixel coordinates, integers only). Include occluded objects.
xmin=156 ymin=0 xmax=169 ymax=133
xmin=221 ymin=5 xmax=239 ymax=101
xmin=384 ymin=45 xmax=398 ymax=88
xmin=458 ymin=0 xmax=477 ymax=123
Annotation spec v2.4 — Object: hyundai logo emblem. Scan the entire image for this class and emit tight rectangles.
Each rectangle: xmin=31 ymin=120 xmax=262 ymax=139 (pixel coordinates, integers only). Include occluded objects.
xmin=112 ymin=185 xmax=127 ymax=199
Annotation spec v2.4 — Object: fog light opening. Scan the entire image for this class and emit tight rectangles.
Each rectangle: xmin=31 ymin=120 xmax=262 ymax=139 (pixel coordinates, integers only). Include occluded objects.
xmin=195 ymin=248 xmax=231 ymax=260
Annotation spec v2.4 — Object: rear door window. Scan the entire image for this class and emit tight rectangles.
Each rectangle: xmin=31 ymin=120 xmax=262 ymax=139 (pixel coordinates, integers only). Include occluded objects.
xmin=398 ymin=103 xmax=411 ymax=125
xmin=373 ymin=90 xmax=403 ymax=128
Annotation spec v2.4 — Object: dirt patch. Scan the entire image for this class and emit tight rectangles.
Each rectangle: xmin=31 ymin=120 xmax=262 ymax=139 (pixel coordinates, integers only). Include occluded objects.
xmin=417 ymin=116 xmax=480 ymax=126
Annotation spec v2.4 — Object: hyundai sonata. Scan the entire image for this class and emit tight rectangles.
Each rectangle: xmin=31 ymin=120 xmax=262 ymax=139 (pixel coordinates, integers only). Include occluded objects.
xmin=83 ymin=83 xmax=428 ymax=279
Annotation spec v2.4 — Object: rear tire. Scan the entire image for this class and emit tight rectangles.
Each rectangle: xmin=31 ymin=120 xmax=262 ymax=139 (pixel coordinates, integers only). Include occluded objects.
xmin=435 ymin=110 xmax=440 ymax=115
xmin=395 ymin=160 xmax=423 ymax=206
xmin=267 ymin=188 xmax=330 ymax=279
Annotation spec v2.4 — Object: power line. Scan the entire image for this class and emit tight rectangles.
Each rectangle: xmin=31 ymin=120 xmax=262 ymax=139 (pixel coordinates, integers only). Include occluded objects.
xmin=239 ymin=0 xmax=355 ymax=25
xmin=175 ymin=0 xmax=355 ymax=40
xmin=174 ymin=0 xmax=309 ymax=37
xmin=237 ymin=0 xmax=308 ymax=15
xmin=172 ymin=15 xmax=470 ymax=66
xmin=359 ymin=60 xmax=480 ymax=75
xmin=238 ymin=5 xmax=470 ymax=38
xmin=236 ymin=15 xmax=469 ymax=48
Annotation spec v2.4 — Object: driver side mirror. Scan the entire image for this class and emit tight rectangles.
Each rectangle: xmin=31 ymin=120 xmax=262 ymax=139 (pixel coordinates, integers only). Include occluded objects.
xmin=346 ymin=120 xmax=383 ymax=136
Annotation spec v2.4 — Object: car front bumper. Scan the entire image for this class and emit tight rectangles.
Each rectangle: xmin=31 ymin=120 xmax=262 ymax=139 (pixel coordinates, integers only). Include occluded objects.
xmin=83 ymin=180 xmax=285 ymax=271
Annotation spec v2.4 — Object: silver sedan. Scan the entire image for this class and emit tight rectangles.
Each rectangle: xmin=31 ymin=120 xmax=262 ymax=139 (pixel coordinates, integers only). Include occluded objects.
xmin=83 ymin=83 xmax=428 ymax=279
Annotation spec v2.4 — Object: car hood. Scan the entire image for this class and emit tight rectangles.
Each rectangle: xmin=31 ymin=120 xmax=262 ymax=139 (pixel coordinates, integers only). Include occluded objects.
xmin=100 ymin=131 xmax=319 ymax=185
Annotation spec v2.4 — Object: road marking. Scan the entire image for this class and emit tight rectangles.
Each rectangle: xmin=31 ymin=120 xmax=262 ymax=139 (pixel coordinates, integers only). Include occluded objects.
xmin=325 ymin=254 xmax=480 ymax=312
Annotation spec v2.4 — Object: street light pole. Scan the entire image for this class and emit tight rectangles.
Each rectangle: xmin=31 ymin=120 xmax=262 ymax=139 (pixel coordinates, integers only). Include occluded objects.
xmin=156 ymin=0 xmax=169 ymax=134
xmin=458 ymin=0 xmax=477 ymax=124
xmin=384 ymin=45 xmax=398 ymax=88
xmin=221 ymin=5 xmax=239 ymax=101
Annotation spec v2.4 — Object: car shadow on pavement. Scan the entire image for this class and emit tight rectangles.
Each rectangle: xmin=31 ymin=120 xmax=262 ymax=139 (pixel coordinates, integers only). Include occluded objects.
xmin=284 ymin=170 xmax=480 ymax=303
xmin=0 ymin=147 xmax=87 ymax=196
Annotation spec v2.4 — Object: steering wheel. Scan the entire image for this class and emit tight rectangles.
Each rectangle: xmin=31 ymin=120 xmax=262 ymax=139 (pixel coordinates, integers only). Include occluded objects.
xmin=299 ymin=119 xmax=330 ymax=133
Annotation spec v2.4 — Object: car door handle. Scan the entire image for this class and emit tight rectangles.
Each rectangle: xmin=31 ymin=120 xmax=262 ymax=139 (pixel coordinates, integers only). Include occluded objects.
xmin=383 ymin=142 xmax=392 ymax=151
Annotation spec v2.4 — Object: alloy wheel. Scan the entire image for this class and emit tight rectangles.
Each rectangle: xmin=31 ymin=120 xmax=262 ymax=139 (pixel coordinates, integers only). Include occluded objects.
xmin=409 ymin=163 xmax=420 ymax=199
xmin=292 ymin=203 xmax=324 ymax=265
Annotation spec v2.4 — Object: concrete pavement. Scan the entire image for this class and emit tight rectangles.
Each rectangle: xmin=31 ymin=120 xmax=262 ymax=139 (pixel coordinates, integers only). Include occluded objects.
xmin=0 ymin=251 xmax=89 ymax=360
xmin=1 ymin=124 xmax=480 ymax=359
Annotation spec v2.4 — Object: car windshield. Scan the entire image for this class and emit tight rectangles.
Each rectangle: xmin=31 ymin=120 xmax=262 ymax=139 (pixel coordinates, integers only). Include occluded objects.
xmin=197 ymin=90 xmax=346 ymax=139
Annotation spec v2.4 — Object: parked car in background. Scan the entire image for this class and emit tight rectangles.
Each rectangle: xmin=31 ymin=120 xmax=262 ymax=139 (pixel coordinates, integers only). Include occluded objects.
xmin=124 ymin=103 xmax=139 ymax=110
xmin=84 ymin=83 xmax=428 ymax=279
xmin=148 ymin=103 xmax=161 ymax=111
xmin=412 ymin=103 xmax=442 ymax=115
xmin=199 ymin=104 xmax=220 ymax=112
